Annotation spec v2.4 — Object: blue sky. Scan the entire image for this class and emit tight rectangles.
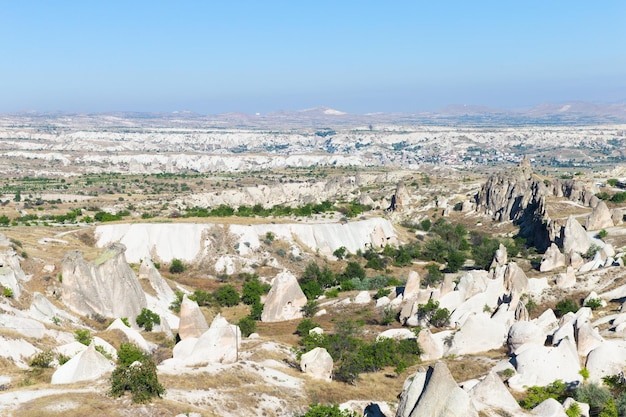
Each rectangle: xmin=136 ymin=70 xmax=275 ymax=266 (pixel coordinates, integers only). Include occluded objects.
xmin=1 ymin=1 xmax=625 ymax=114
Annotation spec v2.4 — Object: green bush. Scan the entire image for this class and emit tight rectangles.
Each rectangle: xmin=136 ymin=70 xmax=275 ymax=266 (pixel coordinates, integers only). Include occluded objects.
xmin=325 ymin=288 xmax=339 ymax=298
xmin=169 ymin=290 xmax=184 ymax=313
xmin=169 ymin=258 xmax=185 ymax=274
xmin=574 ymin=382 xmax=612 ymax=416
xmin=519 ymin=380 xmax=570 ymax=409
xmin=374 ymin=288 xmax=391 ymax=299
xmin=2 ymin=287 xmax=13 ymax=298
xmin=117 ymin=343 xmax=146 ymax=367
xmin=298 ymin=404 xmax=358 ymax=417
xmin=417 ymin=299 xmax=450 ymax=328
xmin=301 ymin=300 xmax=319 ymax=318
xmin=423 ymin=264 xmax=443 ymax=288
xmin=584 ymin=298 xmax=603 ymax=310
xmin=296 ymin=318 xmax=319 ymax=336
xmin=29 ymin=349 xmax=54 ymax=368
xmin=213 ymin=285 xmax=240 ymax=307
xmin=74 ymin=329 xmax=92 ymax=346
xmin=135 ymin=308 xmax=161 ymax=332
xmin=110 ymin=357 xmax=164 ymax=403
xmin=238 ymin=316 xmax=256 ymax=337
xmin=555 ymin=298 xmax=579 ymax=317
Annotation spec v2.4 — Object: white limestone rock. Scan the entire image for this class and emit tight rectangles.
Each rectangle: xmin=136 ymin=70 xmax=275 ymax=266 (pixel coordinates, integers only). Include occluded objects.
xmin=396 ymin=362 xmax=478 ymax=417
xmin=555 ymin=267 xmax=576 ymax=288
xmin=261 ymin=271 xmax=307 ymax=322
xmin=61 ymin=243 xmax=146 ymax=320
xmin=532 ymin=398 xmax=568 ymax=417
xmin=184 ymin=314 xmax=241 ymax=365
xmin=107 ymin=318 xmax=156 ymax=353
xmin=586 ymin=201 xmax=614 ymax=231
xmin=508 ymin=321 xmax=546 ymax=355
xmin=540 ymin=243 xmax=566 ymax=272
xmin=51 ymin=344 xmax=114 ymax=384
xmin=562 ymin=216 xmax=594 ymax=255
xmin=403 ymin=271 xmax=420 ymax=299
xmin=469 ymin=371 xmax=522 ymax=415
xmin=445 ymin=314 xmax=507 ymax=356
xmin=353 ymin=291 xmax=371 ymax=304
xmin=508 ymin=338 xmax=581 ymax=391
xmin=300 ymin=347 xmax=333 ymax=380
xmin=416 ymin=328 xmax=444 ymax=362
xmin=585 ymin=341 xmax=626 ymax=383
xmin=178 ymin=295 xmax=209 ymax=340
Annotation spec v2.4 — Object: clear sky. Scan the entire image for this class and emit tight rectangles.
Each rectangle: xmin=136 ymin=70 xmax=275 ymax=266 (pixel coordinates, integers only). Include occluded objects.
xmin=1 ymin=1 xmax=625 ymax=114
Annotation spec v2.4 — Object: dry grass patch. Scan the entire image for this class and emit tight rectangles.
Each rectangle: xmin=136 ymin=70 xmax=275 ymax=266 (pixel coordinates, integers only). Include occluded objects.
xmin=14 ymin=391 xmax=208 ymax=417
xmin=305 ymin=370 xmax=405 ymax=405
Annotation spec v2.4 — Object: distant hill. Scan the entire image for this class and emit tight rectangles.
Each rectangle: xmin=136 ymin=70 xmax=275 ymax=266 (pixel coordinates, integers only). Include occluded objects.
xmin=3 ymin=101 xmax=626 ymax=129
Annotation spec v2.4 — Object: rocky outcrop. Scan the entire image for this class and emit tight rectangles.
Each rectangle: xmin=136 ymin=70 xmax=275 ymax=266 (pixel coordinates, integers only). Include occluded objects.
xmin=0 ymin=247 xmax=27 ymax=299
xmin=61 ymin=243 xmax=146 ymax=320
xmin=300 ymin=347 xmax=333 ymax=380
xmin=540 ymin=243 xmax=566 ymax=272
xmin=561 ymin=216 xmax=594 ymax=255
xmin=51 ymin=344 xmax=114 ymax=384
xmin=468 ymin=371 xmax=522 ymax=415
xmin=178 ymin=295 xmax=209 ymax=340
xmin=172 ymin=314 xmax=241 ymax=365
xmin=261 ymin=271 xmax=307 ymax=322
xmin=388 ymin=181 xmax=410 ymax=212
xmin=396 ymin=362 xmax=478 ymax=417
xmin=586 ymin=200 xmax=613 ymax=231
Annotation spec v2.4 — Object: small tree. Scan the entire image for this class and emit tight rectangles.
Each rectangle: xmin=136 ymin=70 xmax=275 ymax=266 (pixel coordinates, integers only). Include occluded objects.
xmin=110 ymin=357 xmax=164 ymax=403
xmin=169 ymin=258 xmax=185 ymax=274
xmin=135 ymin=308 xmax=161 ymax=332
xmin=214 ymin=285 xmax=240 ymax=307
xmin=74 ymin=329 xmax=92 ymax=346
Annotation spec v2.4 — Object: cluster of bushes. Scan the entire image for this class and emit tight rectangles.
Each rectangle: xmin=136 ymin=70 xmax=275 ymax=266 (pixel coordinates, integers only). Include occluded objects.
xmin=469 ymin=231 xmax=525 ymax=270
xmin=519 ymin=376 xmax=626 ymax=417
xmin=183 ymin=200 xmax=372 ymax=220
xmin=169 ymin=274 xmax=270 ymax=337
xmin=298 ymin=261 xmax=400 ymax=300
xmin=297 ymin=319 xmax=421 ymax=384
xmin=597 ymin=190 xmax=626 ymax=203
xmin=110 ymin=342 xmax=164 ymax=403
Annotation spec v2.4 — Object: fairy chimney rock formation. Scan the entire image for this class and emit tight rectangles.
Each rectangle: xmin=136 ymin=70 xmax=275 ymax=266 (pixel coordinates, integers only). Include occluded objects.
xmin=61 ymin=243 xmax=146 ymax=320
xmin=261 ymin=271 xmax=307 ymax=322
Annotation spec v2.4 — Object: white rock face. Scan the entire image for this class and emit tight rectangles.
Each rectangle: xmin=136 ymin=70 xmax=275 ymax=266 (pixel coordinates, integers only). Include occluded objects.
xmin=261 ymin=271 xmax=307 ymax=323
xmin=0 ymin=247 xmax=26 ymax=299
xmin=396 ymin=362 xmax=478 ymax=417
xmin=29 ymin=292 xmax=78 ymax=324
xmin=107 ymin=319 xmax=155 ymax=353
xmin=585 ymin=341 xmax=626 ymax=383
xmin=468 ymin=371 xmax=522 ymax=415
xmin=403 ymin=271 xmax=420 ymax=299
xmin=300 ymin=347 xmax=333 ymax=380
xmin=562 ymin=216 xmax=594 ymax=255
xmin=178 ymin=314 xmax=241 ymax=365
xmin=532 ymin=398 xmax=568 ymax=417
xmin=178 ymin=295 xmax=209 ymax=340
xmin=51 ymin=344 xmax=114 ymax=384
xmin=95 ymin=218 xmax=397 ymax=262
xmin=61 ymin=243 xmax=146 ymax=320
xmin=508 ymin=338 xmax=581 ymax=391
xmin=586 ymin=200 xmax=614 ymax=231
xmin=445 ymin=314 xmax=507 ymax=356
xmin=540 ymin=243 xmax=566 ymax=272
xmin=508 ymin=321 xmax=546 ymax=355
xmin=353 ymin=291 xmax=371 ymax=304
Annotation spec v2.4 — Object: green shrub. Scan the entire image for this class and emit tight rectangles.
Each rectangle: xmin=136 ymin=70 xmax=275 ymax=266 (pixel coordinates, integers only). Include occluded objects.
xmin=109 ymin=357 xmax=164 ymax=403
xmin=296 ymin=318 xmax=319 ymax=336
xmin=584 ymin=298 xmax=603 ymax=310
xmin=29 ymin=349 xmax=54 ymax=368
xmin=423 ymin=263 xmax=443 ymax=288
xmin=74 ymin=329 xmax=92 ymax=346
xmin=574 ymin=382 xmax=612 ymax=416
xmin=325 ymin=288 xmax=339 ymax=298
xmin=555 ymin=298 xmax=579 ymax=317
xmin=301 ymin=300 xmax=319 ymax=318
xmin=169 ymin=258 xmax=185 ymax=274
xmin=95 ymin=345 xmax=113 ymax=360
xmin=519 ymin=380 xmax=570 ymax=409
xmin=417 ymin=299 xmax=450 ymax=328
xmin=213 ymin=285 xmax=240 ymax=307
xmin=238 ymin=316 xmax=256 ymax=337
xmin=117 ymin=343 xmax=146 ymax=367
xmin=169 ymin=290 xmax=184 ymax=313
xmin=2 ymin=287 xmax=13 ymax=298
xmin=120 ymin=317 xmax=130 ymax=327
xmin=135 ymin=308 xmax=161 ymax=332
xmin=566 ymin=402 xmax=581 ymax=417
xmin=374 ymin=288 xmax=391 ymax=299
xmin=598 ymin=229 xmax=608 ymax=239
xmin=380 ymin=305 xmax=396 ymax=326
xmin=298 ymin=404 xmax=358 ymax=417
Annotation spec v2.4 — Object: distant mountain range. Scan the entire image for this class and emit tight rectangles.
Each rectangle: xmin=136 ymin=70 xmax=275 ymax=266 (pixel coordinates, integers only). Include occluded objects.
xmin=3 ymin=101 xmax=626 ymax=129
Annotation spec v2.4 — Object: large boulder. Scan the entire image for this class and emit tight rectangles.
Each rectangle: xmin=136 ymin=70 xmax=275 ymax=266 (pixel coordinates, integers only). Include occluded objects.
xmin=180 ymin=314 xmax=241 ymax=365
xmin=178 ymin=295 xmax=209 ymax=340
xmin=540 ymin=243 xmax=566 ymax=272
xmin=300 ymin=347 xmax=333 ymax=380
xmin=0 ymin=247 xmax=26 ymax=299
xmin=261 ymin=271 xmax=307 ymax=322
xmin=51 ymin=344 xmax=114 ymax=384
xmin=585 ymin=341 xmax=626 ymax=383
xmin=490 ymin=243 xmax=508 ymax=269
xmin=403 ymin=271 xmax=420 ymax=299
xmin=508 ymin=338 xmax=581 ymax=391
xmin=562 ymin=216 xmax=594 ymax=255
xmin=445 ymin=314 xmax=507 ymax=356
xmin=396 ymin=362 xmax=478 ymax=417
xmin=586 ymin=201 xmax=614 ymax=231
xmin=468 ymin=371 xmax=522 ymax=415
xmin=61 ymin=243 xmax=146 ymax=320
xmin=508 ymin=321 xmax=546 ymax=355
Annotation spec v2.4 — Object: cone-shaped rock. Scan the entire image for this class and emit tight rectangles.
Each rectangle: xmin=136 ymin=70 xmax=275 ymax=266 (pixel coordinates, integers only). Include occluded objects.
xmin=261 ymin=271 xmax=307 ymax=322
xmin=178 ymin=295 xmax=209 ymax=340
